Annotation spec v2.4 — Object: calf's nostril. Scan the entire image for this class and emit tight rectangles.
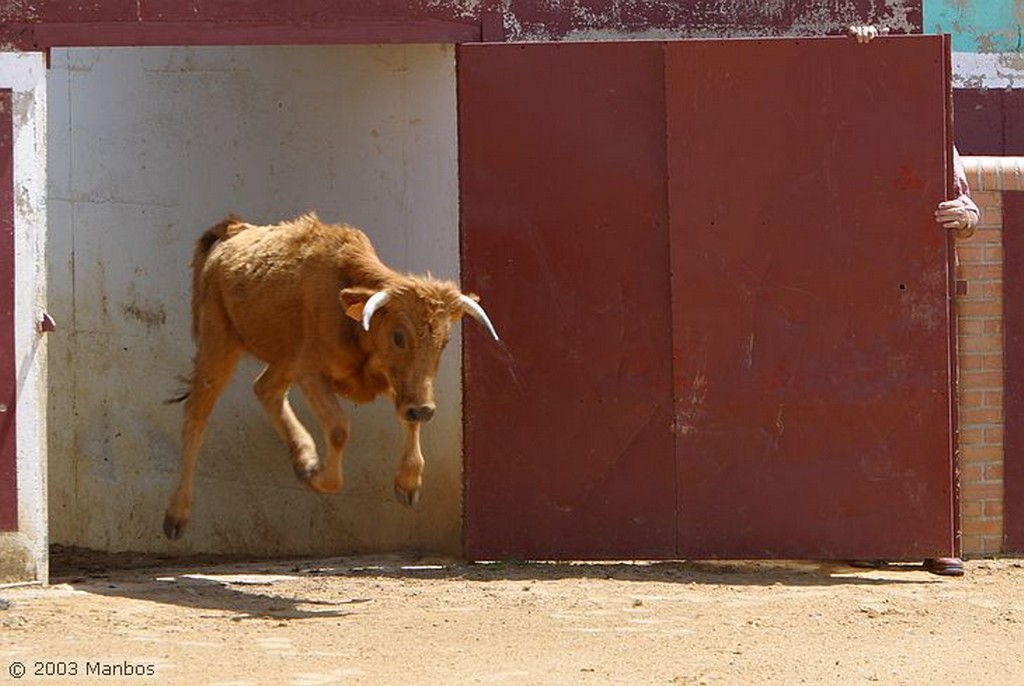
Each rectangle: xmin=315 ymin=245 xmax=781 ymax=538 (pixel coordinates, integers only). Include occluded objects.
xmin=405 ymin=405 xmax=435 ymax=423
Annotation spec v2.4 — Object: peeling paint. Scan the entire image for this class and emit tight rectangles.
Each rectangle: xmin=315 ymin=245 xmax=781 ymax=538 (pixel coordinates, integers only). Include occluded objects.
xmin=15 ymin=185 xmax=32 ymax=220
xmin=882 ymin=0 xmax=917 ymax=34
xmin=954 ymin=51 xmax=1024 ymax=88
xmin=0 ymin=0 xmax=39 ymax=24
xmin=11 ymin=92 xmax=33 ymax=127
xmin=999 ymin=50 xmax=1024 ymax=71
xmin=502 ymin=0 xmax=920 ymax=42
xmin=421 ymin=0 xmax=482 ymax=20
xmin=926 ymin=0 xmax=1023 ymax=53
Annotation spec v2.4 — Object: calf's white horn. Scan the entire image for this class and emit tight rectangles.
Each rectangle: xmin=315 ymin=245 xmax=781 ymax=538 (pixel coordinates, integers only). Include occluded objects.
xmin=459 ymin=295 xmax=500 ymax=341
xmin=361 ymin=291 xmax=391 ymax=331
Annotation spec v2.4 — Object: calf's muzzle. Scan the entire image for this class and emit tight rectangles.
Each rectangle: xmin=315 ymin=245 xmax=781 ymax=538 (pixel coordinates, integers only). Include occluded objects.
xmin=403 ymin=404 xmax=436 ymax=423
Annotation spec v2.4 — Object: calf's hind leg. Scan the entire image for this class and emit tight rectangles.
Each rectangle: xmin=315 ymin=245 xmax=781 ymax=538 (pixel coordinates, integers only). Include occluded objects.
xmin=164 ymin=344 xmax=241 ymax=540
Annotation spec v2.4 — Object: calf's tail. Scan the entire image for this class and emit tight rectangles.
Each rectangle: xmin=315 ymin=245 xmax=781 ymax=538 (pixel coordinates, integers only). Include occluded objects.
xmin=168 ymin=215 xmax=246 ymax=405
xmin=191 ymin=214 xmax=244 ymax=340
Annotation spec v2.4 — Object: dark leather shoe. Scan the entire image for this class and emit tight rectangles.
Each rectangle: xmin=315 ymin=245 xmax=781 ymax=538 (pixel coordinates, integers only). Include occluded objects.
xmin=923 ymin=557 xmax=964 ymax=577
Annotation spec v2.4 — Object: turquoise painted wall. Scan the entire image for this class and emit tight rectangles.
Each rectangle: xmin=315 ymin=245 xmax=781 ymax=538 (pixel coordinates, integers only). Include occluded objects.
xmin=924 ymin=0 xmax=1023 ymax=52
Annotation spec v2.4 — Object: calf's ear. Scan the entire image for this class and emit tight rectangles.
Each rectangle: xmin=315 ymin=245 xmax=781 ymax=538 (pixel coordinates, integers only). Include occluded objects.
xmin=340 ymin=287 xmax=375 ymax=322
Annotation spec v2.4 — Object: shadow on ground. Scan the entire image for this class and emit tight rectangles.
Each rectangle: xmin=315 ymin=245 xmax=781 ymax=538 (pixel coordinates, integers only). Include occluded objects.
xmin=42 ymin=544 xmax=947 ymax=621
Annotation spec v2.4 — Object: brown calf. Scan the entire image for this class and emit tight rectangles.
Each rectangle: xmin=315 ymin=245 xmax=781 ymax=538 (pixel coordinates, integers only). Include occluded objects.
xmin=163 ymin=213 xmax=498 ymax=539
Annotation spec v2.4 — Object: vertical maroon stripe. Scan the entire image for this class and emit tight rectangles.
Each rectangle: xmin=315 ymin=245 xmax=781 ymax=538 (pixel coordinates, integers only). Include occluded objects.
xmin=944 ymin=35 xmax=961 ymax=557
xmin=1004 ymin=192 xmax=1024 ymax=552
xmin=0 ymin=89 xmax=16 ymax=532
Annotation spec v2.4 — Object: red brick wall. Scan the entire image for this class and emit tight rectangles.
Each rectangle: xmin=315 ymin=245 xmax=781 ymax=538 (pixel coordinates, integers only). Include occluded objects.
xmin=956 ymin=189 xmax=1005 ymax=555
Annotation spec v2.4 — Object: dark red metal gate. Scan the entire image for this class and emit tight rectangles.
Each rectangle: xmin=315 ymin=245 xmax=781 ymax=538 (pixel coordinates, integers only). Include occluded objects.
xmin=460 ymin=37 xmax=956 ymax=560
xmin=0 ymin=89 xmax=16 ymax=532
xmin=459 ymin=43 xmax=676 ymax=559
xmin=666 ymin=37 xmax=955 ymax=560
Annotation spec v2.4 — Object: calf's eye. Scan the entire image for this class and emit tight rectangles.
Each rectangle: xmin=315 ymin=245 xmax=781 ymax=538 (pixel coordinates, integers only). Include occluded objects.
xmin=392 ymin=329 xmax=406 ymax=349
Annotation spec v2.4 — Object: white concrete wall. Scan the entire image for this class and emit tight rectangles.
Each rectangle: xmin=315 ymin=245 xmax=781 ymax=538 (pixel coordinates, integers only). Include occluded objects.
xmin=47 ymin=45 xmax=462 ymax=555
xmin=0 ymin=52 xmax=49 ymax=584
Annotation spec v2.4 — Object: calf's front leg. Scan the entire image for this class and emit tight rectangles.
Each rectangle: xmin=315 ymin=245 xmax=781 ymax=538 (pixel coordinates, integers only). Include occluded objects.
xmin=253 ymin=364 xmax=320 ymax=483
xmin=394 ymin=421 xmax=425 ymax=506
xmin=297 ymin=374 xmax=349 ymax=493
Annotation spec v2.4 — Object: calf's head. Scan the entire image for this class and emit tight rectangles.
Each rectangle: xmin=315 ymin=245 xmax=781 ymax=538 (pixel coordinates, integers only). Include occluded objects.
xmin=341 ymin=278 xmax=498 ymax=423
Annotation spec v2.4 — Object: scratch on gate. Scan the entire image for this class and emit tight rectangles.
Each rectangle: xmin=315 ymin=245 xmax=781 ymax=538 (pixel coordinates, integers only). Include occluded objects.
xmin=771 ymin=404 xmax=785 ymax=451
xmin=565 ymin=405 xmax=664 ymax=511
xmin=675 ymin=368 xmax=708 ymax=438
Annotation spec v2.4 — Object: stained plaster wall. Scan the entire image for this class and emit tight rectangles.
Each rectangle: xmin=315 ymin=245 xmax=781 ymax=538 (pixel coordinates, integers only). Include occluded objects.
xmin=0 ymin=52 xmax=48 ymax=584
xmin=46 ymin=44 xmax=463 ymax=556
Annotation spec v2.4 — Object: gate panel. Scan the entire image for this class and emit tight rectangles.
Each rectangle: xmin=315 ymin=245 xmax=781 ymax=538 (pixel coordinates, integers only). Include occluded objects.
xmin=0 ymin=89 xmax=15 ymax=532
xmin=459 ymin=43 xmax=676 ymax=559
xmin=667 ymin=37 xmax=955 ymax=559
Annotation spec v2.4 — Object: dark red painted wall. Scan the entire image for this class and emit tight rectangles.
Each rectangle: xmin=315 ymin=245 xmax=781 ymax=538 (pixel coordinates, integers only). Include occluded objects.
xmin=1003 ymin=193 xmax=1024 ymax=553
xmin=0 ymin=1 xmax=922 ymax=48
xmin=954 ymin=89 xmax=1024 ymax=156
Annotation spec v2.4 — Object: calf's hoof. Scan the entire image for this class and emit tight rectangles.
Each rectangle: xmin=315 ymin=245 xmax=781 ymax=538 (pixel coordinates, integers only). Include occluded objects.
xmin=297 ymin=462 xmax=341 ymax=493
xmin=163 ymin=512 xmax=188 ymax=540
xmin=308 ymin=471 xmax=342 ymax=494
xmin=294 ymin=460 xmax=322 ymax=483
xmin=394 ymin=483 xmax=421 ymax=507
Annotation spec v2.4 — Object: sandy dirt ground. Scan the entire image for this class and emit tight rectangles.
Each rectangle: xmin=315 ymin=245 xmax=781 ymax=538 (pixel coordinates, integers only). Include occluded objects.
xmin=1 ymin=548 xmax=1022 ymax=686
